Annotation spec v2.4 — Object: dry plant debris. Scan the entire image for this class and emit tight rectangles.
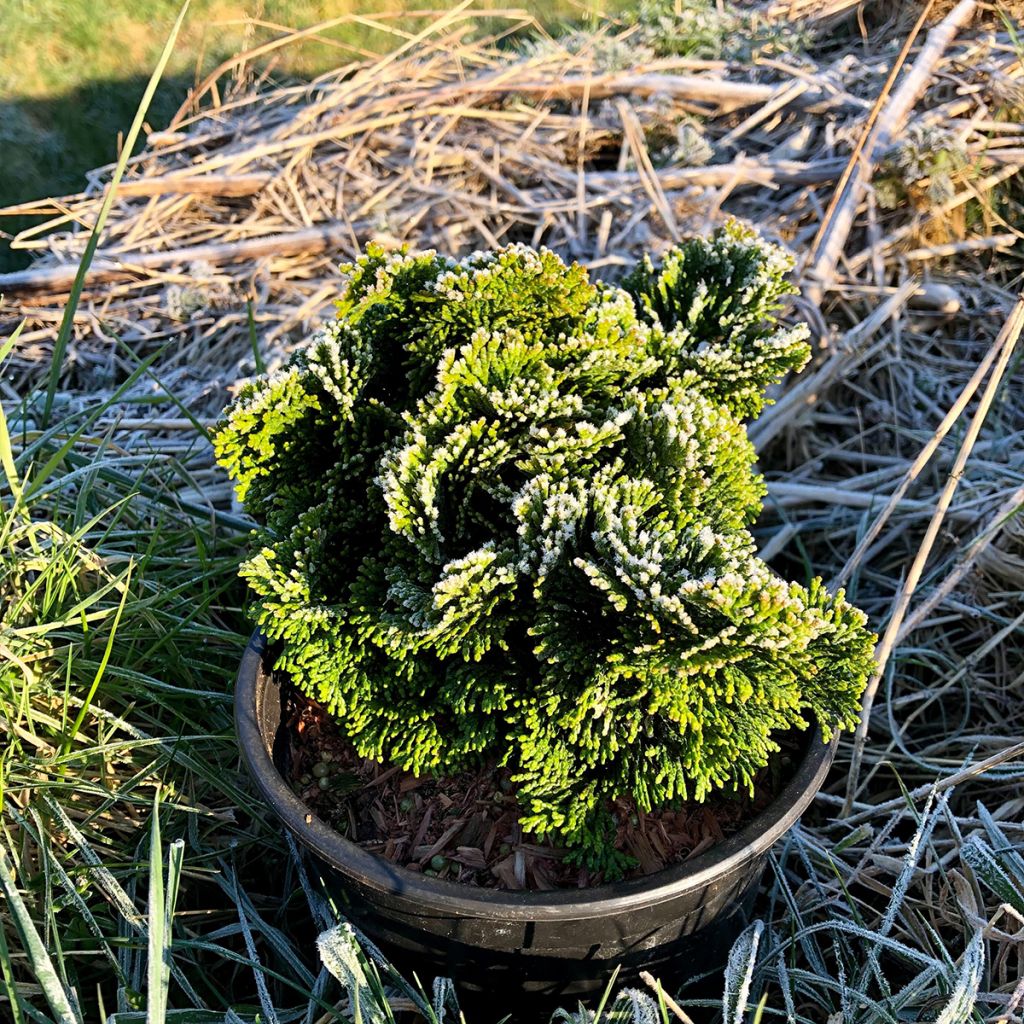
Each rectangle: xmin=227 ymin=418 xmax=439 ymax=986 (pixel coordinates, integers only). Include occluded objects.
xmin=2 ymin=0 xmax=1024 ymax=1019
xmin=282 ymin=684 xmax=781 ymax=890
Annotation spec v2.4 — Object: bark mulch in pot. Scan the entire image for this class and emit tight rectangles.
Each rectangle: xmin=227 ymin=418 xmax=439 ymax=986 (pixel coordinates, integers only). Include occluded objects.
xmin=281 ymin=681 xmax=791 ymax=891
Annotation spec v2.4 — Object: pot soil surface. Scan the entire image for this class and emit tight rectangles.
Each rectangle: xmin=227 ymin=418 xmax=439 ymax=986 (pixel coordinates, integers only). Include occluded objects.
xmin=281 ymin=681 xmax=793 ymax=891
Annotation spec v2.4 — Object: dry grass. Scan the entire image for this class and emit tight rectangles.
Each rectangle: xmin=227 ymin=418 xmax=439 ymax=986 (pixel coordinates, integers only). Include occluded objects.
xmin=1 ymin=1 xmax=1024 ymax=1020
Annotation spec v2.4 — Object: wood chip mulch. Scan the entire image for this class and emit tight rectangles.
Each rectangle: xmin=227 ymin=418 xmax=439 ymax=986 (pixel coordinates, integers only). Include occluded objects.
xmin=281 ymin=683 xmax=791 ymax=891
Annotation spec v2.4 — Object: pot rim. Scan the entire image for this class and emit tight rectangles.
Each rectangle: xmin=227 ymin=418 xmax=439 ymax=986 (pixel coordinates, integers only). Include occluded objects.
xmin=235 ymin=630 xmax=838 ymax=920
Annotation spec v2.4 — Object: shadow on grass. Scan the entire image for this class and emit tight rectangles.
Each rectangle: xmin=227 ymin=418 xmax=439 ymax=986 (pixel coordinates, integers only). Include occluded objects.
xmin=0 ymin=73 xmax=209 ymax=274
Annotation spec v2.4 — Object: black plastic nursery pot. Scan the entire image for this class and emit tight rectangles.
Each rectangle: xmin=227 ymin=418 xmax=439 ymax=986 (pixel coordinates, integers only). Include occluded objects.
xmin=235 ymin=631 xmax=838 ymax=1020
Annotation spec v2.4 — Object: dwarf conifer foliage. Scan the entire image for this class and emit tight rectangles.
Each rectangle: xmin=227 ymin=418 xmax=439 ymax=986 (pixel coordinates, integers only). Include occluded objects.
xmin=215 ymin=222 xmax=875 ymax=872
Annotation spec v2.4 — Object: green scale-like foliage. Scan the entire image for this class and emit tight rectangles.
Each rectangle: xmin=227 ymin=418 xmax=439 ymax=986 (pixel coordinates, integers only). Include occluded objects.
xmin=215 ymin=223 xmax=876 ymax=872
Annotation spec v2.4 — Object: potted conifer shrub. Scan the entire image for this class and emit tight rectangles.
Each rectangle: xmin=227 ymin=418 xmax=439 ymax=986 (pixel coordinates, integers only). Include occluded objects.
xmin=219 ymin=222 xmax=875 ymax=1013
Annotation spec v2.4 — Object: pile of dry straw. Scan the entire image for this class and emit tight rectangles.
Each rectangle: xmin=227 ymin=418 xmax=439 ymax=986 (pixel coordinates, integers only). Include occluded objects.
xmin=2 ymin=0 xmax=1023 ymax=1015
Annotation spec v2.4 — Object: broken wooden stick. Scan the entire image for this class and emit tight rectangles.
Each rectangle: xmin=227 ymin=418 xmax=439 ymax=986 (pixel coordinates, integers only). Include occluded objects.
xmin=109 ymin=173 xmax=272 ymax=199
